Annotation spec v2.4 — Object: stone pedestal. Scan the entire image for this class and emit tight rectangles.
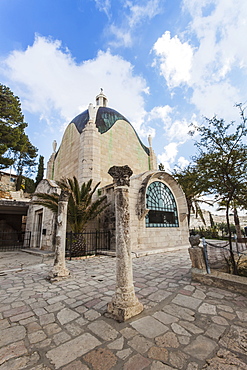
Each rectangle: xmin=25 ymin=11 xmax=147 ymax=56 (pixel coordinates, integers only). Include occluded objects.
xmin=48 ymin=190 xmax=70 ymax=282
xmin=188 ymin=246 xmax=207 ymax=271
xmin=107 ymin=165 xmax=143 ymax=322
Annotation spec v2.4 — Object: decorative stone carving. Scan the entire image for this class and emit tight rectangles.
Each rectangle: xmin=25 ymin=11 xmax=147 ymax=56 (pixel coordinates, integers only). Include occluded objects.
xmin=108 ymin=165 xmax=133 ymax=187
xmin=88 ymin=103 xmax=96 ymax=122
xmin=107 ymin=166 xmax=143 ymax=321
xmin=48 ymin=190 xmax=70 ymax=282
xmin=189 ymin=234 xmax=201 ymax=247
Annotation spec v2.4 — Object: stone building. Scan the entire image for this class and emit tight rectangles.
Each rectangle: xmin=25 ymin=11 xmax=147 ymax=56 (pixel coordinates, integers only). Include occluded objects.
xmin=0 ymin=171 xmax=31 ymax=248
xmin=25 ymin=90 xmax=189 ymax=252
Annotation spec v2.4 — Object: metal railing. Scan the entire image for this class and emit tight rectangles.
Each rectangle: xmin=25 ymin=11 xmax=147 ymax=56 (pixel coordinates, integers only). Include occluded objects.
xmin=202 ymin=237 xmax=247 ymax=275
xmin=0 ymin=231 xmax=31 ymax=251
xmin=66 ymin=230 xmax=113 ymax=259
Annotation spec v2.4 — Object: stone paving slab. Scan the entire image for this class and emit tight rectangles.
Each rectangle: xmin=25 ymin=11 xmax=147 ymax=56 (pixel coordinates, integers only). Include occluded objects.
xmin=0 ymin=250 xmax=246 ymax=369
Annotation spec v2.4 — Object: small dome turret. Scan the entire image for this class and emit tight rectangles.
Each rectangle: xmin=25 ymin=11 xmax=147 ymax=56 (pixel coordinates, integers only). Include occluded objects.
xmin=96 ymin=88 xmax=108 ymax=107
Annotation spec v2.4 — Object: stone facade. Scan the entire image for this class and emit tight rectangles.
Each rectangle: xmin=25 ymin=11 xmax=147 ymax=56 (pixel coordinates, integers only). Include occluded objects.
xmin=25 ymin=180 xmax=60 ymax=250
xmin=99 ymin=170 xmax=189 ymax=252
xmin=47 ymin=91 xmax=153 ymax=188
xmin=0 ymin=172 xmax=30 ymax=236
xmin=26 ymin=91 xmax=189 ymax=252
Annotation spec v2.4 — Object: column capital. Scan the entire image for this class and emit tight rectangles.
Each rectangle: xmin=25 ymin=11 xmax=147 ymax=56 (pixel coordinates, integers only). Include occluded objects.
xmin=108 ymin=165 xmax=133 ymax=187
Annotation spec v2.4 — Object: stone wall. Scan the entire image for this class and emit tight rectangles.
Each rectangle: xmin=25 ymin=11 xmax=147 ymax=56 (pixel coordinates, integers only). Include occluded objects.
xmin=25 ymin=180 xmax=60 ymax=250
xmin=100 ymin=120 xmax=150 ymax=187
xmin=100 ymin=170 xmax=189 ymax=252
xmin=50 ymin=119 xmax=151 ymax=188
xmin=129 ymin=171 xmax=189 ymax=252
xmin=53 ymin=124 xmax=80 ymax=182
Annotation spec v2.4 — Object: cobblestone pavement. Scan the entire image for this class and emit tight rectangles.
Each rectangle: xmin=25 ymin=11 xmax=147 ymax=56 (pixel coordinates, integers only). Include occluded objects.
xmin=0 ymin=249 xmax=247 ymax=370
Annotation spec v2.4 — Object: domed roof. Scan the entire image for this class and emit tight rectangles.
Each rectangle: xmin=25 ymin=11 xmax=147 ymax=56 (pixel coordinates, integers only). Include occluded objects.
xmin=70 ymin=106 xmax=129 ymax=135
xmin=70 ymin=106 xmax=150 ymax=155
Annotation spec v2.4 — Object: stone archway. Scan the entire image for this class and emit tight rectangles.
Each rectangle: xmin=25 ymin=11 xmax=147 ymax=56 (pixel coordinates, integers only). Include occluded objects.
xmin=136 ymin=171 xmax=187 ymax=224
xmin=129 ymin=170 xmax=189 ymax=253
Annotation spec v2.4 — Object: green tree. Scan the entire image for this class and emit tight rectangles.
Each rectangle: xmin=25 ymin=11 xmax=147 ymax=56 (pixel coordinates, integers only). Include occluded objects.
xmin=172 ymin=164 xmax=211 ymax=227
xmin=34 ymin=177 xmax=109 ymax=232
xmin=24 ymin=177 xmax=36 ymax=193
xmin=0 ymin=84 xmax=37 ymax=188
xmin=35 ymin=155 xmax=44 ymax=187
xmin=0 ymin=84 xmax=25 ymax=168
xmin=13 ymin=133 xmax=37 ymax=190
xmin=193 ymin=107 xmax=247 ymax=274
xmin=217 ymin=199 xmax=243 ymax=241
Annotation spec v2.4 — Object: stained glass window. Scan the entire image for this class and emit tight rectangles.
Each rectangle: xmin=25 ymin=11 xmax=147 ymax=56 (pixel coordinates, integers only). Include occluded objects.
xmin=146 ymin=181 xmax=179 ymax=227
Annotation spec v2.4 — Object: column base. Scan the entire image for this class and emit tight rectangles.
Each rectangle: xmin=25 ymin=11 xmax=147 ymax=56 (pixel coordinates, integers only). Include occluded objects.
xmin=48 ymin=266 xmax=70 ymax=282
xmin=107 ymin=300 xmax=144 ymax=322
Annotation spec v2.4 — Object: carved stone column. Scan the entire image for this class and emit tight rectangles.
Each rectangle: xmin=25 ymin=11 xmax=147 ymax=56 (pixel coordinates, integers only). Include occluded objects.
xmin=48 ymin=190 xmax=70 ymax=281
xmin=107 ymin=165 xmax=143 ymax=321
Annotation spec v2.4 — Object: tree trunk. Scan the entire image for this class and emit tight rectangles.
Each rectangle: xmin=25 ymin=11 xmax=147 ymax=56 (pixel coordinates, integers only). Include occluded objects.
xmin=16 ymin=174 xmax=23 ymax=191
xmin=226 ymin=202 xmax=238 ymax=275
xmin=187 ymin=200 xmax=192 ymax=227
xmin=233 ymin=207 xmax=242 ymax=241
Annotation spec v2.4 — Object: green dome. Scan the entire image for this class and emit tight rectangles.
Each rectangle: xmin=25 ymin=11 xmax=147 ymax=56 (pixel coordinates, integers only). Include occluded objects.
xmin=70 ymin=106 xmax=150 ymax=155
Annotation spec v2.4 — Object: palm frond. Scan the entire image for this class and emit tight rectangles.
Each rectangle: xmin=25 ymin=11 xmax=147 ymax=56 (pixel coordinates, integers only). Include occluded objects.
xmin=33 ymin=177 xmax=109 ymax=232
xmin=33 ymin=192 xmax=59 ymax=214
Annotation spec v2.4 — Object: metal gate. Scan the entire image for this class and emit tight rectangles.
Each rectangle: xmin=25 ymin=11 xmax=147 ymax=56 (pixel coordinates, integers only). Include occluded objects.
xmin=66 ymin=230 xmax=113 ymax=259
xmin=0 ymin=231 xmax=31 ymax=251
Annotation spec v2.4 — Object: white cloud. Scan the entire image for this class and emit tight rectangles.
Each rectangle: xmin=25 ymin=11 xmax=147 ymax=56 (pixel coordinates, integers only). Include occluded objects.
xmin=0 ymin=35 xmax=155 ymax=161
xmin=147 ymin=105 xmax=173 ymax=122
xmin=152 ymin=0 xmax=247 ymax=120
xmin=190 ymin=81 xmax=240 ymax=119
xmin=147 ymin=105 xmax=192 ymax=143
xmin=166 ymin=118 xmax=192 ymax=143
xmin=152 ymin=31 xmax=194 ymax=88
xmin=187 ymin=0 xmax=247 ymax=118
xmin=94 ymin=0 xmax=111 ymax=18
xmin=108 ymin=25 xmax=132 ymax=48
xmin=1 ymin=35 xmax=150 ymax=136
xmin=157 ymin=142 xmax=179 ymax=171
xmin=126 ymin=0 xmax=162 ymax=28
xmin=177 ymin=156 xmax=190 ymax=169
xmin=108 ymin=0 xmax=163 ymax=47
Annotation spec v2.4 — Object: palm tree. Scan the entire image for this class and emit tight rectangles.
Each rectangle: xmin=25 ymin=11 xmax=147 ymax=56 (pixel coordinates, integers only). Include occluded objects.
xmin=33 ymin=177 xmax=108 ymax=232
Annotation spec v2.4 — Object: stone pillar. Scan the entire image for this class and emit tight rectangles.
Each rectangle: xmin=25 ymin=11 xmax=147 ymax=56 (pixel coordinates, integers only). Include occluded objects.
xmin=188 ymin=247 xmax=207 ymax=271
xmin=148 ymin=135 xmax=157 ymax=170
xmin=78 ymin=119 xmax=101 ymax=187
xmin=48 ymin=190 xmax=70 ymax=282
xmin=46 ymin=140 xmax=57 ymax=179
xmin=107 ymin=165 xmax=143 ymax=322
xmin=188 ymin=234 xmax=207 ymax=272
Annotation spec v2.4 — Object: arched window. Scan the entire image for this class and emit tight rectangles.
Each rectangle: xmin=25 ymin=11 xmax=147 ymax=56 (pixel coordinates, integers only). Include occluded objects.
xmin=146 ymin=181 xmax=179 ymax=227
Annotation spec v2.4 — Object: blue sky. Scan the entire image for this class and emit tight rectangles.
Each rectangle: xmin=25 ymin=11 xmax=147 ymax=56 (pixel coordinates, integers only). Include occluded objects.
xmin=1 ymin=0 xmax=247 ymax=174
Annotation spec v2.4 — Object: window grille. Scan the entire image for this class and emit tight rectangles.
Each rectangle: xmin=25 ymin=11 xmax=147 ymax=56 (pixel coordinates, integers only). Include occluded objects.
xmin=146 ymin=181 xmax=179 ymax=227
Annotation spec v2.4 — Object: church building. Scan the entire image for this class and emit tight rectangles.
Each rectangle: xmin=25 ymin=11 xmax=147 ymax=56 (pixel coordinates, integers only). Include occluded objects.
xmin=25 ymin=90 xmax=189 ymax=253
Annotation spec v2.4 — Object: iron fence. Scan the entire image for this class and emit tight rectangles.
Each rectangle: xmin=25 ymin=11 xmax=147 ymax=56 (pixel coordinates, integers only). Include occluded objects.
xmin=0 ymin=231 xmax=31 ymax=251
xmin=66 ymin=230 xmax=113 ymax=259
xmin=202 ymin=237 xmax=247 ymax=275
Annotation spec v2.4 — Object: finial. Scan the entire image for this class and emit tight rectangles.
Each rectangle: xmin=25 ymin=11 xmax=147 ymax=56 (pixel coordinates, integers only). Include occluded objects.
xmin=52 ymin=140 xmax=57 ymax=153
xmin=148 ymin=135 xmax=152 ymax=147
xmin=96 ymin=88 xmax=108 ymax=107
